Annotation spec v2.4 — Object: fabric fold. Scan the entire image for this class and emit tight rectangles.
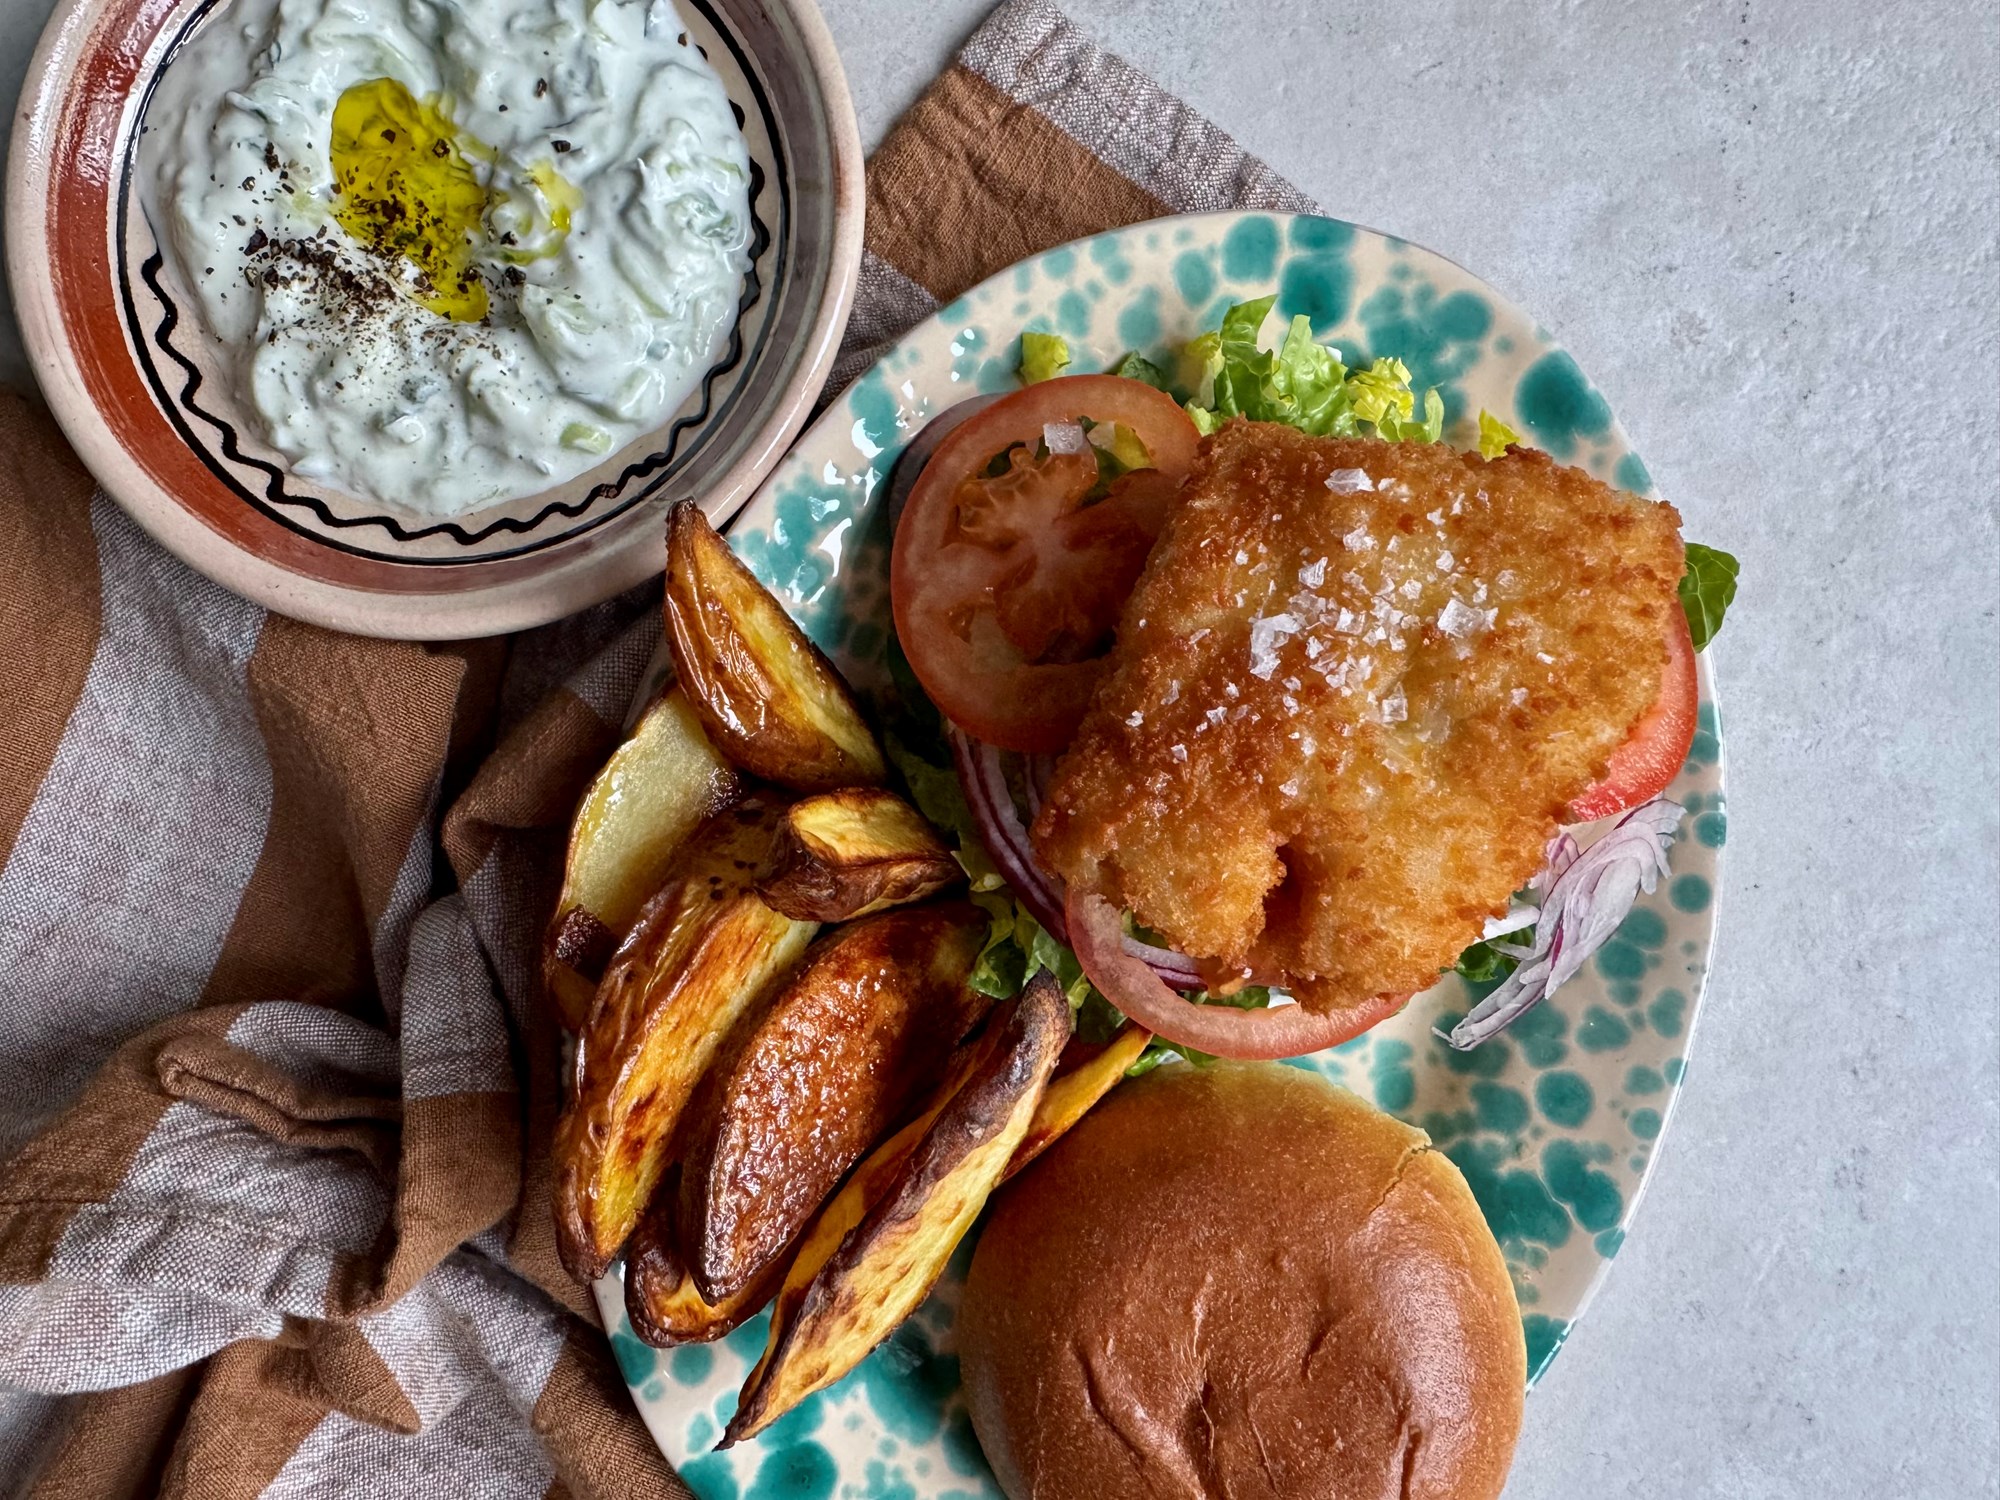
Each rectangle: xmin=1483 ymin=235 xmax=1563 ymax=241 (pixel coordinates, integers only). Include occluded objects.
xmin=0 ymin=1 xmax=1313 ymax=1493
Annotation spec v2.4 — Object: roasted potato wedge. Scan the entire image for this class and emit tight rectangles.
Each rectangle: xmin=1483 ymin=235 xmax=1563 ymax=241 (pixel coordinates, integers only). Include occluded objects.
xmin=543 ymin=688 xmax=740 ymax=1030
xmin=722 ymin=974 xmax=1070 ymax=1446
xmin=755 ymin=788 xmax=961 ymax=923
xmin=625 ymin=1175 xmax=784 ymax=1347
xmin=664 ymin=502 xmax=887 ymax=793
xmin=1003 ymin=1023 xmax=1151 ymax=1181
xmin=552 ymin=796 xmax=817 ymax=1283
xmin=677 ymin=902 xmax=994 ymax=1303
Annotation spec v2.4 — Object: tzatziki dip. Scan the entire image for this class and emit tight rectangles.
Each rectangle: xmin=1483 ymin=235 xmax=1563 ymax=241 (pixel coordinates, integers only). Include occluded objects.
xmin=141 ymin=0 xmax=754 ymax=516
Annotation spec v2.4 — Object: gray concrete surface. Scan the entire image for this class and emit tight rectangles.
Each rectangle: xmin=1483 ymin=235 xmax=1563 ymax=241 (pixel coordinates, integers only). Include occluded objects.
xmin=5 ymin=1 xmax=1997 ymax=1494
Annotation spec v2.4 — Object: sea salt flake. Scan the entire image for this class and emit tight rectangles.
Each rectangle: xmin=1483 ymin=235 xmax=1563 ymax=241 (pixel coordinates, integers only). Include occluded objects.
xmin=1334 ymin=608 xmax=1362 ymax=635
xmin=1438 ymin=596 xmax=1487 ymax=639
xmin=1298 ymin=557 xmax=1328 ymax=588
xmin=1171 ymin=744 xmax=1188 ymax=763
xmin=1536 ymin=651 xmax=1555 ymax=664
xmin=1224 ymin=681 xmax=1241 ymax=700
xmin=1280 ymin=776 xmax=1302 ymax=798
xmin=1436 ymin=550 xmax=1456 ymax=572
xmin=1427 ymin=509 xmax=1444 ymax=525
xmin=1164 ymin=679 xmax=1181 ymax=704
xmin=1326 ymin=468 xmax=1376 ymax=494
xmin=1043 ymin=421 xmax=1089 ymax=455
xmin=1511 ymin=687 xmax=1529 ymax=706
xmin=1400 ymin=579 xmax=1421 ymax=600
xmin=1343 ymin=525 xmax=1376 ymax=552
xmin=1380 ymin=688 xmax=1408 ymax=724
xmin=1234 ymin=550 xmax=1250 ymax=565
xmin=1125 ymin=710 xmax=1145 ymax=727
xmin=1206 ymin=707 xmax=1227 ymax=726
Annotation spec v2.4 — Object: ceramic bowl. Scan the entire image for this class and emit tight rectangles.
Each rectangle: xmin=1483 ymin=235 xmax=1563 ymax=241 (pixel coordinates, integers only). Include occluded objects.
xmin=5 ymin=0 xmax=863 ymax=638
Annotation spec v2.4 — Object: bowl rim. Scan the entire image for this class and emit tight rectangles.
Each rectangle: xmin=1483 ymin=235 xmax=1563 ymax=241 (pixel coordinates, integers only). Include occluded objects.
xmin=4 ymin=0 xmax=865 ymax=640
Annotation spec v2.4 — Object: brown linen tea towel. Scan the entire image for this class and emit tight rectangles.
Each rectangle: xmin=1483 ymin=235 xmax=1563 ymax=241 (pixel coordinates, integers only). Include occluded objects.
xmin=0 ymin=2 xmax=1316 ymax=1494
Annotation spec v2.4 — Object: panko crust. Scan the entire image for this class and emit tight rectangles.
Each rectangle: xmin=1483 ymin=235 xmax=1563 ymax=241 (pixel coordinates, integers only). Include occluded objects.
xmin=1032 ymin=422 xmax=1685 ymax=1009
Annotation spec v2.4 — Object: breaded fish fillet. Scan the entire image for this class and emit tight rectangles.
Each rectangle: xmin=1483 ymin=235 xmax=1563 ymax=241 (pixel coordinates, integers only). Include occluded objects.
xmin=1033 ymin=422 xmax=1685 ymax=1011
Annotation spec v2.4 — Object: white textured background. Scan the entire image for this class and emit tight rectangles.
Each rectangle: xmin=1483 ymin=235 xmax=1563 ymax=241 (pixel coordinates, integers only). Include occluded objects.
xmin=4 ymin=1 xmax=1997 ymax=1494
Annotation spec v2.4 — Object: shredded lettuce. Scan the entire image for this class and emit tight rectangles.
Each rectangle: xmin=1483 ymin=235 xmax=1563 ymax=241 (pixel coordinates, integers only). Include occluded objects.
xmin=1182 ymin=297 xmax=1446 ymax=444
xmin=1452 ymin=939 xmax=1518 ymax=985
xmin=1107 ymin=351 xmax=1170 ymax=390
xmin=1018 ymin=331 xmax=1071 ymax=384
xmin=1477 ymin=409 xmax=1522 ymax=459
xmin=1679 ymin=543 xmax=1739 ymax=650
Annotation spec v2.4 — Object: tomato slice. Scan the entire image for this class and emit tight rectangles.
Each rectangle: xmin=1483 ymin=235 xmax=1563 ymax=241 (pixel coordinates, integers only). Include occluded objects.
xmin=1566 ymin=607 xmax=1700 ymax=823
xmin=890 ymin=376 xmax=1200 ymax=753
xmin=1066 ymin=882 xmax=1413 ymax=1060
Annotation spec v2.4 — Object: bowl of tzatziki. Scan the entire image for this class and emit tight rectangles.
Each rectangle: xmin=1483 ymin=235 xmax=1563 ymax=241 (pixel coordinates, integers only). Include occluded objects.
xmin=7 ymin=0 xmax=862 ymax=637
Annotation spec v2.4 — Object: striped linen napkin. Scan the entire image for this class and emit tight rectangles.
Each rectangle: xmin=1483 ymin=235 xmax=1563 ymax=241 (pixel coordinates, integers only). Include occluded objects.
xmin=0 ymin=2 xmax=1313 ymax=1494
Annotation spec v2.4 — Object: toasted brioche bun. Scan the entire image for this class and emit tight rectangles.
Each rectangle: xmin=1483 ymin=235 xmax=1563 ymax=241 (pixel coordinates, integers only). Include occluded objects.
xmin=959 ymin=1060 xmax=1525 ymax=1500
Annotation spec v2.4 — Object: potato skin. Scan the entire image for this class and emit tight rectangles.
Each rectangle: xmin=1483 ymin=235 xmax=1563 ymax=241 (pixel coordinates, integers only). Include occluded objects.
xmin=664 ymin=502 xmax=887 ymax=793
xmin=624 ymin=1174 xmax=783 ymax=1347
xmin=551 ymin=796 xmax=817 ymax=1283
xmin=723 ymin=973 xmax=1071 ymax=1446
xmin=756 ymin=788 xmax=961 ymax=923
xmin=676 ymin=902 xmax=993 ymax=1304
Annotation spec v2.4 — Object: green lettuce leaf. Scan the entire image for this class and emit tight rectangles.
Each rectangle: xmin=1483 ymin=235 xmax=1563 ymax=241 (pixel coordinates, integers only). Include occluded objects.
xmin=1018 ymin=331 xmax=1071 ymax=384
xmin=1477 ymin=409 xmax=1521 ymax=459
xmin=1680 ymin=543 xmax=1739 ymax=650
xmin=1108 ymin=352 xmax=1170 ymax=390
xmin=1452 ymin=939 xmax=1518 ymax=985
xmin=1182 ymin=299 xmax=1446 ymax=444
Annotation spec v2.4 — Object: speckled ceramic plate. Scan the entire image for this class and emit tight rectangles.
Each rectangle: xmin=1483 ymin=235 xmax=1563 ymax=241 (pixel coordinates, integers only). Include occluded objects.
xmin=595 ymin=211 xmax=1727 ymax=1499
xmin=7 ymin=0 xmax=862 ymax=638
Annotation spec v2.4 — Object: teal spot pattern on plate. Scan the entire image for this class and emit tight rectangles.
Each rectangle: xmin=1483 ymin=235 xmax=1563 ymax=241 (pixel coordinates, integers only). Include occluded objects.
xmin=672 ymin=1344 xmax=715 ymax=1386
xmin=1615 ymin=451 xmax=1652 ymax=494
xmin=1471 ymin=1080 xmax=1531 ymax=1134
xmin=1536 ymin=1072 xmax=1594 ymax=1127
xmin=1577 ymin=1006 xmax=1633 ymax=1053
xmin=1221 ymin=215 xmax=1279 ymax=279
xmin=755 ymin=1441 xmax=837 ymax=1500
xmin=1173 ymin=249 xmax=1215 ymax=307
xmin=1116 ymin=284 xmax=1162 ymax=351
xmin=680 ymin=1452 xmax=738 ymax=1500
xmin=1277 ymin=250 xmax=1353 ymax=329
xmin=1055 ymin=288 xmax=1091 ymax=337
xmin=1670 ymin=874 xmax=1712 ymax=913
xmin=603 ymin=212 xmax=1727 ymax=1492
xmin=1544 ymin=1140 xmax=1624 ymax=1231
xmin=1517 ymin=350 xmax=1612 ymax=458
xmin=1626 ymin=1065 xmax=1665 ymax=1096
xmin=859 ymin=1325 xmax=959 ymax=1444
xmin=610 ymin=1329 xmax=656 ymax=1386
xmin=1649 ymin=988 xmax=1688 ymax=1038
xmin=1372 ymin=1039 xmax=1416 ymax=1111
xmin=1523 ymin=1315 xmax=1571 ymax=1381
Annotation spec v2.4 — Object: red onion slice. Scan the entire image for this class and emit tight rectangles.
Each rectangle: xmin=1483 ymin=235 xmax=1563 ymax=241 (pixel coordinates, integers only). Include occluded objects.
xmin=881 ymin=393 xmax=1004 ymax=531
xmin=947 ymin=727 xmax=1206 ymax=991
xmin=947 ymin=725 xmax=1066 ymax=937
xmin=1067 ymin=882 xmax=1410 ymax=1060
xmin=1439 ymin=798 xmax=1685 ymax=1051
